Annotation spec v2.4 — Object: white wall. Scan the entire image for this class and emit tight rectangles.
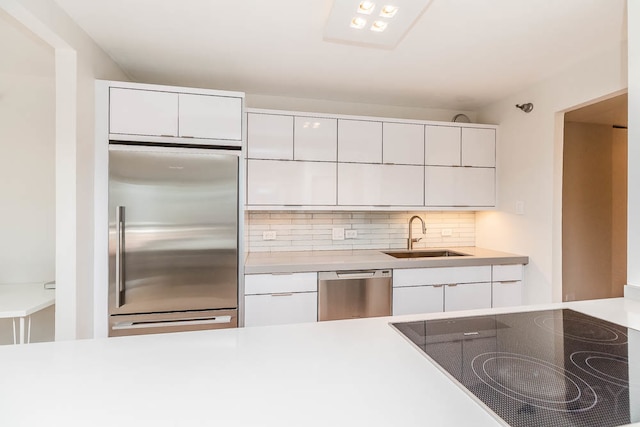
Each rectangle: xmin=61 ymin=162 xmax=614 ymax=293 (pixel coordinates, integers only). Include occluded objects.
xmin=0 ymin=8 xmax=55 ymax=344
xmin=476 ymin=44 xmax=627 ymax=305
xmin=247 ymin=94 xmax=477 ymax=123
xmin=1 ymin=0 xmax=129 ymax=340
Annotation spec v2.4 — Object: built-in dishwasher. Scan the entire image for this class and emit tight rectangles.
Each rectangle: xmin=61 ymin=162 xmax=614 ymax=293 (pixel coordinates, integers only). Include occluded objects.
xmin=318 ymin=270 xmax=392 ymax=321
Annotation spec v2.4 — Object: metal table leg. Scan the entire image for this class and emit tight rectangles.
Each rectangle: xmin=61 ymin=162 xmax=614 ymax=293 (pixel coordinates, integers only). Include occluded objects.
xmin=19 ymin=317 xmax=25 ymax=344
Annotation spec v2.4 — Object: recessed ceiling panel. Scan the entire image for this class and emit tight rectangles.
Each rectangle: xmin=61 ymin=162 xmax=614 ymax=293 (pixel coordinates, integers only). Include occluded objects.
xmin=324 ymin=0 xmax=433 ymax=49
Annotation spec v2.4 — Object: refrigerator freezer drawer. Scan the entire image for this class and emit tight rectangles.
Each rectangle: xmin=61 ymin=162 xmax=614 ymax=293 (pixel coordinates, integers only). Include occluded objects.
xmin=109 ymin=309 xmax=237 ymax=337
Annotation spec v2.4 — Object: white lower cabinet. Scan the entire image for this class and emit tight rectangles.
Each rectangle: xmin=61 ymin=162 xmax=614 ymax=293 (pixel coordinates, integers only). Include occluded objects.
xmin=393 ymin=266 xmax=492 ymax=316
xmin=244 ymin=273 xmax=318 ymax=327
xmin=393 ymin=285 xmax=444 ymax=315
xmin=492 ymin=264 xmax=524 ymax=308
xmin=444 ymin=282 xmax=492 ymax=312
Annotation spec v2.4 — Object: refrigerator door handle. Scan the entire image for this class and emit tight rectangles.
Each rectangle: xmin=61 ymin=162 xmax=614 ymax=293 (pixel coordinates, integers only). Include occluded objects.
xmin=115 ymin=205 xmax=125 ymax=308
xmin=112 ymin=316 xmax=233 ymax=330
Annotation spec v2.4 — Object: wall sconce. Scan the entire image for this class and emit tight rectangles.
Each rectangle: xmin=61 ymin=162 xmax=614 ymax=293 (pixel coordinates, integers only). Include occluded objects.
xmin=516 ymin=103 xmax=534 ymax=113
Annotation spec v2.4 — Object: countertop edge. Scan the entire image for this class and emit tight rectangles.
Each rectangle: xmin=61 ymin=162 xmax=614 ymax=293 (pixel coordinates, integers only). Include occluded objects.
xmin=244 ymin=248 xmax=529 ymax=275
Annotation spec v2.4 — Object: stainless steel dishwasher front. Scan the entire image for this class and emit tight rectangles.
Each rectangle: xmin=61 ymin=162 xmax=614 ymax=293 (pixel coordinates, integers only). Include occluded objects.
xmin=318 ymin=270 xmax=392 ymax=321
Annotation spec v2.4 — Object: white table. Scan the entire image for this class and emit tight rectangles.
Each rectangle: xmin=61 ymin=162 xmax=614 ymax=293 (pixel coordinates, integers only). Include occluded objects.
xmin=0 ymin=283 xmax=55 ymax=344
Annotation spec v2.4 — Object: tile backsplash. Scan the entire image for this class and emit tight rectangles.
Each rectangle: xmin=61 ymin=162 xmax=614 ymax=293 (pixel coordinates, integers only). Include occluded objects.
xmin=247 ymin=211 xmax=475 ymax=252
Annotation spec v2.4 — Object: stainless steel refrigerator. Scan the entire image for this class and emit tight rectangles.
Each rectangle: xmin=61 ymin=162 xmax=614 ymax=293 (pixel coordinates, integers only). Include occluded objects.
xmin=108 ymin=144 xmax=239 ymax=336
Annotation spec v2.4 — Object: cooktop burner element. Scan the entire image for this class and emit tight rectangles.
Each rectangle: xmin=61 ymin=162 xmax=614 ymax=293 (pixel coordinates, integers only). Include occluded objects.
xmin=471 ymin=352 xmax=597 ymax=413
xmin=534 ymin=312 xmax=628 ymax=345
xmin=392 ymin=309 xmax=639 ymax=427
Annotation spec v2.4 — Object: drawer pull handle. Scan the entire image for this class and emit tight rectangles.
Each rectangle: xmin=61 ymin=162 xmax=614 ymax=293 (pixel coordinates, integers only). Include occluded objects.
xmin=447 ymin=284 xmax=458 ymax=287
xmin=432 ymin=284 xmax=444 ymax=288
xmin=497 ymin=280 xmax=520 ymax=285
xmin=271 ymin=293 xmax=294 ymax=297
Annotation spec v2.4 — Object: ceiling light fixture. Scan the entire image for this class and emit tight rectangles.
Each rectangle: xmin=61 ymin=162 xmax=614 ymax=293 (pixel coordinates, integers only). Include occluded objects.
xmin=380 ymin=5 xmax=398 ymax=18
xmin=371 ymin=21 xmax=388 ymax=32
xmin=358 ymin=1 xmax=375 ymax=15
xmin=516 ymin=103 xmax=534 ymax=113
xmin=350 ymin=17 xmax=367 ymax=29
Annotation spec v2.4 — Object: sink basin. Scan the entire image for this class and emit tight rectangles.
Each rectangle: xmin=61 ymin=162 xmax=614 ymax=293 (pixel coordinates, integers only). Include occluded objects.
xmin=383 ymin=250 xmax=469 ymax=259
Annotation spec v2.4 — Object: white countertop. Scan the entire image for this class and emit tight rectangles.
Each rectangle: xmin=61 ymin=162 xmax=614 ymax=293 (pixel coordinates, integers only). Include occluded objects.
xmin=0 ymin=298 xmax=639 ymax=426
xmin=245 ymin=247 xmax=529 ymax=274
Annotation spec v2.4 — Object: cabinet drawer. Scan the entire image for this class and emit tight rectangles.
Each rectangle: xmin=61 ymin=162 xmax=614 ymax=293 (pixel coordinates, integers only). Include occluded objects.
xmin=245 ymin=272 xmax=317 ymax=295
xmin=492 ymin=264 xmax=523 ymax=282
xmin=393 ymin=266 xmax=491 ymax=287
xmin=244 ymin=292 xmax=317 ymax=327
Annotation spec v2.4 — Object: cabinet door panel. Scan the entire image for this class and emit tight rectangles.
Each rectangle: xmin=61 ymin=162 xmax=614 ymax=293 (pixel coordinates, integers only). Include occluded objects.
xmin=244 ymin=292 xmax=317 ymax=327
xmin=179 ymin=93 xmax=242 ymax=141
xmin=247 ymin=160 xmax=336 ymax=205
xmin=425 ymin=166 xmax=457 ymax=206
xmin=338 ymin=119 xmax=382 ymax=163
xmin=492 ymin=281 xmax=523 ymax=308
xmin=445 ymin=282 xmax=491 ymax=312
xmin=110 ymin=88 xmax=178 ymax=137
xmin=247 ymin=113 xmax=293 ymax=160
xmin=294 ymin=117 xmax=337 ymax=161
xmin=425 ymin=125 xmax=461 ymax=166
xmin=425 ymin=167 xmax=495 ymax=207
xmin=338 ymin=163 xmax=423 ymax=206
xmin=462 ymin=128 xmax=495 ymax=167
xmin=393 ymin=286 xmax=444 ymax=315
xmin=458 ymin=167 xmax=495 ymax=206
xmin=383 ymin=122 xmax=424 ymax=165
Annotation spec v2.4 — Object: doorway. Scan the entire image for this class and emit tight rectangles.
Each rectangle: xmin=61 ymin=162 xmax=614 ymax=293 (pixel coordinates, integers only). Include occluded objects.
xmin=562 ymin=93 xmax=628 ymax=301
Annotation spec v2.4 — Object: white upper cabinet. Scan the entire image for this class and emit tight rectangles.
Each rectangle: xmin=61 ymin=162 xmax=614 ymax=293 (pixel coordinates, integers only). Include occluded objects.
xmin=294 ymin=117 xmax=337 ymax=161
xmin=247 ymin=159 xmax=336 ymax=206
xmin=247 ymin=113 xmax=293 ymax=160
xmin=178 ymin=93 xmax=242 ymax=141
xmin=338 ymin=163 xmax=423 ymax=206
xmin=110 ymin=88 xmax=178 ymax=137
xmin=382 ymin=123 xmax=424 ymax=165
xmin=425 ymin=167 xmax=495 ymax=207
xmin=109 ymin=86 xmax=244 ymax=143
xmin=425 ymin=125 xmax=460 ymax=166
xmin=462 ymin=128 xmax=495 ymax=167
xmin=338 ymin=119 xmax=383 ymax=163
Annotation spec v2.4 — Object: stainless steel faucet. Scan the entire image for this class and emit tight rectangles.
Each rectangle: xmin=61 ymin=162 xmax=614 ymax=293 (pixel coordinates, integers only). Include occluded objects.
xmin=408 ymin=215 xmax=426 ymax=250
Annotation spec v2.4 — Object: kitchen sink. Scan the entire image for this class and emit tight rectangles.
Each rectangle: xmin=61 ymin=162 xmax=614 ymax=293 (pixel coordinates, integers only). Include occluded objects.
xmin=383 ymin=250 xmax=469 ymax=259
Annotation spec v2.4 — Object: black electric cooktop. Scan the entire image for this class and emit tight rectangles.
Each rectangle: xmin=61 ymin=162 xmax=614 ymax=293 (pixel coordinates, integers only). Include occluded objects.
xmin=392 ymin=309 xmax=639 ymax=427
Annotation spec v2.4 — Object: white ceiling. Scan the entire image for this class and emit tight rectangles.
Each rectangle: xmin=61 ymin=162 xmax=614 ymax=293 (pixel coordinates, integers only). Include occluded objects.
xmin=53 ymin=0 xmax=627 ymax=111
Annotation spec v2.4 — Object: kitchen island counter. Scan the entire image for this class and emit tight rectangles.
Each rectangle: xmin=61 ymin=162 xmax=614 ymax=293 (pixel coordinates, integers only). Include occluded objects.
xmin=0 ymin=298 xmax=638 ymax=427
xmin=245 ymin=246 xmax=528 ymax=274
